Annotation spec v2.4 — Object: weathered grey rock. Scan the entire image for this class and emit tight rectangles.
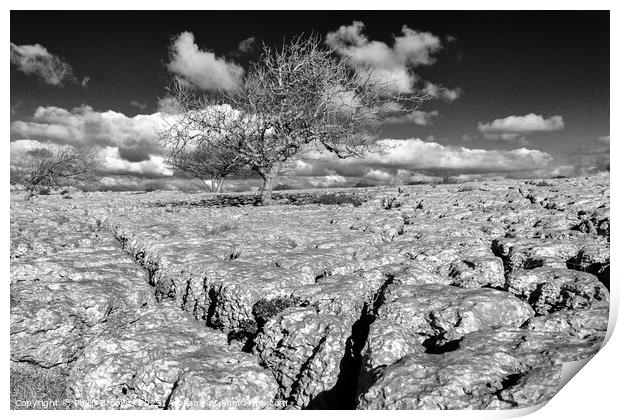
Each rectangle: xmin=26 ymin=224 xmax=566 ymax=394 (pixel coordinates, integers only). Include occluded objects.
xmin=492 ymin=238 xmax=583 ymax=272
xmin=357 ymin=351 xmax=555 ymax=409
xmin=253 ymin=306 xmax=354 ymax=409
xmin=10 ymin=203 xmax=154 ymax=368
xmin=358 ymin=284 xmax=534 ymax=386
xmin=10 ymin=175 xmax=610 ymax=410
xmin=523 ymin=307 xmax=609 ymax=339
xmin=251 ymin=273 xmax=387 ymax=408
xmin=359 ymin=325 xmax=605 ymax=409
xmin=567 ymin=242 xmax=610 ymax=289
xmin=574 ymin=207 xmax=610 ymax=237
xmin=496 ymin=366 xmax=562 ymax=407
xmin=448 ymin=256 xmax=505 ymax=288
xmin=505 ymin=268 xmax=609 ymax=315
xmin=69 ymin=303 xmax=278 ymax=409
xmin=377 ymin=284 xmax=534 ymax=342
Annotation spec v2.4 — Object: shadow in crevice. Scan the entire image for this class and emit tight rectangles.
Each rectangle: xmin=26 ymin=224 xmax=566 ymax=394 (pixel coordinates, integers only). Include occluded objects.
xmin=305 ymin=274 xmax=396 ymax=409
xmin=422 ymin=336 xmax=462 ymax=354
xmin=305 ymin=302 xmax=373 ymax=410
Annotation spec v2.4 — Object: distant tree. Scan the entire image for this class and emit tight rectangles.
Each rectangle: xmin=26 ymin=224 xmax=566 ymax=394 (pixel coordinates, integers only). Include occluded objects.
xmin=13 ymin=145 xmax=101 ymax=200
xmin=158 ymin=84 xmax=246 ymax=192
xmin=163 ymin=35 xmax=428 ymax=205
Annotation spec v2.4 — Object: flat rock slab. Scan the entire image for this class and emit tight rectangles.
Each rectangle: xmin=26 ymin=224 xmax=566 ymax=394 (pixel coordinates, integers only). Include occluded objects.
xmin=69 ymin=303 xmax=278 ymax=409
xmin=359 ymin=284 xmax=535 ymax=383
xmin=377 ymin=284 xmax=534 ymax=342
xmin=358 ymin=324 xmax=605 ymax=409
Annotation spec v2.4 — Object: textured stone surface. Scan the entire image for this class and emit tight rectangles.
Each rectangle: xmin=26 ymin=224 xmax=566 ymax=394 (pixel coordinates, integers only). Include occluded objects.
xmin=69 ymin=304 xmax=278 ymax=409
xmin=10 ymin=174 xmax=610 ymax=410
xmin=377 ymin=284 xmax=534 ymax=342
xmin=358 ymin=284 xmax=535 ymax=387
xmin=358 ymin=325 xmax=604 ymax=409
xmin=10 ymin=202 xmax=153 ymax=368
xmin=505 ymin=268 xmax=609 ymax=315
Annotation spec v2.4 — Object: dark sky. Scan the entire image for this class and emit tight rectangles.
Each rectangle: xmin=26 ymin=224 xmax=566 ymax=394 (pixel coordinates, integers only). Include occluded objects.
xmin=9 ymin=11 xmax=610 ymax=188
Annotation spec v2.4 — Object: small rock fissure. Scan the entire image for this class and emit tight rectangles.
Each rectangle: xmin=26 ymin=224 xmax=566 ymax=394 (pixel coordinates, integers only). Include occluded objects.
xmin=162 ymin=376 xmax=182 ymax=410
xmin=289 ymin=335 xmax=329 ymax=407
xmin=306 ymin=273 xmax=395 ymax=410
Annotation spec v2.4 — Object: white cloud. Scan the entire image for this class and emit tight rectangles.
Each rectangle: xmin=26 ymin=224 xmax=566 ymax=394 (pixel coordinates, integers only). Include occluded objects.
xmin=383 ymin=109 xmax=439 ymax=125
xmin=166 ymin=31 xmax=244 ymax=91
xmin=10 ymin=105 xmax=179 ymax=178
xmin=11 ymin=105 xmax=167 ymax=155
xmin=598 ymin=135 xmax=610 ymax=144
xmin=365 ymin=168 xmax=393 ymax=181
xmin=10 ymin=42 xmax=83 ymax=86
xmin=478 ymin=113 xmax=565 ymax=136
xmin=295 ymin=138 xmax=553 ymax=177
xmin=306 ymin=174 xmax=348 ymax=188
xmin=361 ymin=139 xmax=553 ymax=172
xmin=10 ymin=138 xmax=172 ymax=178
xmin=10 ymin=139 xmax=54 ymax=165
xmin=326 ymin=21 xmax=441 ymax=68
xmin=422 ymin=82 xmax=462 ymax=102
xmin=325 ymin=21 xmax=458 ymax=98
xmin=99 ymin=147 xmax=173 ymax=177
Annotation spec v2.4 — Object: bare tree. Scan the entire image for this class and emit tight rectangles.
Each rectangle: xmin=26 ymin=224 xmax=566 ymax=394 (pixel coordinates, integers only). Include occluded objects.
xmin=158 ymin=84 xmax=246 ymax=193
xmin=163 ymin=35 xmax=428 ymax=205
xmin=14 ymin=145 xmax=101 ymax=200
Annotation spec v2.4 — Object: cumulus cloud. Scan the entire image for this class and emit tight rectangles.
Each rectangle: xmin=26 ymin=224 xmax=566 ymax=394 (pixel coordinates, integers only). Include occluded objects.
xmin=10 ymin=139 xmax=54 ymax=166
xmin=10 ymin=138 xmax=172 ymax=178
xmin=99 ymin=147 xmax=172 ymax=177
xmin=383 ymin=109 xmax=439 ymax=125
xmin=326 ymin=21 xmax=441 ymax=68
xmin=10 ymin=42 xmax=75 ymax=86
xmin=166 ymin=31 xmax=244 ymax=91
xmin=421 ymin=82 xmax=462 ymax=102
xmin=365 ymin=168 xmax=393 ymax=181
xmin=11 ymin=105 xmax=166 ymax=155
xmin=294 ymin=138 xmax=553 ymax=180
xmin=360 ymin=139 xmax=553 ymax=172
xmin=478 ymin=113 xmax=565 ymax=140
xmin=325 ymin=21 xmax=460 ymax=99
xmin=10 ymin=105 xmax=177 ymax=178
xmin=10 ymin=42 xmax=89 ymax=87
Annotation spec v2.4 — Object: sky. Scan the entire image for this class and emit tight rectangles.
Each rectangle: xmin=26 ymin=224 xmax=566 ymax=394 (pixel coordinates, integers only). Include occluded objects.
xmin=10 ymin=11 xmax=610 ymax=191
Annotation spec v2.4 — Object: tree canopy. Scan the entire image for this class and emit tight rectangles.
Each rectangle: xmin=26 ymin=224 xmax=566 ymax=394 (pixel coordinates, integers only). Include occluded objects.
xmin=159 ymin=35 xmax=428 ymax=204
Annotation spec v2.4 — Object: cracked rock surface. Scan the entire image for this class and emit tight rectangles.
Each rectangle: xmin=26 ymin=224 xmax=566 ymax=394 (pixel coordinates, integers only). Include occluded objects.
xmin=10 ymin=175 xmax=610 ymax=409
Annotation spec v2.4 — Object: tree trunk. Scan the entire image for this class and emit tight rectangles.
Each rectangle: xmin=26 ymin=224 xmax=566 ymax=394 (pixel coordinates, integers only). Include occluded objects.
xmin=211 ymin=177 xmax=224 ymax=193
xmin=23 ymin=189 xmax=35 ymax=201
xmin=258 ymin=167 xmax=278 ymax=206
xmin=215 ymin=178 xmax=224 ymax=193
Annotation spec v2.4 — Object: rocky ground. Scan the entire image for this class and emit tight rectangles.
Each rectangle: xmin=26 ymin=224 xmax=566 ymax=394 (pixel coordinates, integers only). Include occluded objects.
xmin=10 ymin=175 xmax=610 ymax=409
